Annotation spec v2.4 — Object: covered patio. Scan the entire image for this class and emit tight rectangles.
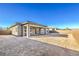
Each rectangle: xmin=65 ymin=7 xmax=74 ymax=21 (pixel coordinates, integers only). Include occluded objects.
xmin=22 ymin=22 xmax=49 ymax=38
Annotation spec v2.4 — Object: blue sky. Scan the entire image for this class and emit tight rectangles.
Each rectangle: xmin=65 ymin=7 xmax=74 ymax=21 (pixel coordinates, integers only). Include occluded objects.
xmin=0 ymin=3 xmax=79 ymax=29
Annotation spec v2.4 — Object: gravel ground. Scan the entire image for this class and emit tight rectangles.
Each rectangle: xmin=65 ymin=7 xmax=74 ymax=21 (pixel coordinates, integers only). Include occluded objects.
xmin=0 ymin=35 xmax=79 ymax=56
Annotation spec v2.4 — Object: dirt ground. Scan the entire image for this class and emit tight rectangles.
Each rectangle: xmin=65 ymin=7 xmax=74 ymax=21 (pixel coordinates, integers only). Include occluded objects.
xmin=71 ymin=30 xmax=79 ymax=44
xmin=0 ymin=35 xmax=79 ymax=56
xmin=30 ymin=33 xmax=79 ymax=52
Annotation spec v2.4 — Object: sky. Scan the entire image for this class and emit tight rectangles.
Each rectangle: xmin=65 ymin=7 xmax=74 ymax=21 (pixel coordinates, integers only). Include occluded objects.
xmin=0 ymin=3 xmax=79 ymax=29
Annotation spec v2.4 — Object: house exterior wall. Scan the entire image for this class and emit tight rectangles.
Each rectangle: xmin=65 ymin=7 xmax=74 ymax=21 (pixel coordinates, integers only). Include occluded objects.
xmin=9 ymin=25 xmax=18 ymax=36
xmin=9 ymin=25 xmax=22 ymax=36
xmin=40 ymin=28 xmax=45 ymax=34
xmin=46 ymin=28 xmax=49 ymax=34
xmin=30 ymin=27 xmax=36 ymax=35
xmin=17 ymin=25 xmax=22 ymax=36
xmin=23 ymin=26 xmax=27 ymax=36
xmin=9 ymin=23 xmax=51 ymax=37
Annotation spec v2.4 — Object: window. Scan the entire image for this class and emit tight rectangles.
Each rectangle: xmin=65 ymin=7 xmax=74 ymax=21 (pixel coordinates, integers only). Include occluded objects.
xmin=23 ymin=26 xmax=27 ymax=32
xmin=30 ymin=27 xmax=33 ymax=32
xmin=24 ymin=26 xmax=27 ymax=29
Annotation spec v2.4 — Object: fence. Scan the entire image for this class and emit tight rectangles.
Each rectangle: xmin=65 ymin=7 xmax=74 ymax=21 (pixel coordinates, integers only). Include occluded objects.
xmin=0 ymin=30 xmax=11 ymax=35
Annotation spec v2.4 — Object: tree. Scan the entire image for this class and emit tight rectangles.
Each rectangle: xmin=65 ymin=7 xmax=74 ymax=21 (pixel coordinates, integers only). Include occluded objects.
xmin=64 ymin=27 xmax=71 ymax=30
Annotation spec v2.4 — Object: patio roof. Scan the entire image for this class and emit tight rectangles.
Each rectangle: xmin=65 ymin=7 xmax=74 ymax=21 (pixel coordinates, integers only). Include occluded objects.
xmin=8 ymin=21 xmax=48 ymax=29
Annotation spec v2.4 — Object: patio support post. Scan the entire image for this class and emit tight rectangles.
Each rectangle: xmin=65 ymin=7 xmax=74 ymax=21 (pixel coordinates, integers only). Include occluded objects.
xmin=39 ymin=28 xmax=41 ymax=35
xmin=27 ymin=24 xmax=30 ymax=38
xmin=46 ymin=28 xmax=49 ymax=35
xmin=47 ymin=28 xmax=49 ymax=34
xmin=44 ymin=28 xmax=46 ymax=35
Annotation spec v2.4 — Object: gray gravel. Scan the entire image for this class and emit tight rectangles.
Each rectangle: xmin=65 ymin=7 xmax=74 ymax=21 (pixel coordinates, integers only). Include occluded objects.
xmin=0 ymin=35 xmax=79 ymax=56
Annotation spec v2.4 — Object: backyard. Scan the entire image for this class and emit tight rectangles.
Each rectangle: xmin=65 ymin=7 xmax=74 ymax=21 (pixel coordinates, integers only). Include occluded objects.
xmin=0 ymin=33 xmax=79 ymax=56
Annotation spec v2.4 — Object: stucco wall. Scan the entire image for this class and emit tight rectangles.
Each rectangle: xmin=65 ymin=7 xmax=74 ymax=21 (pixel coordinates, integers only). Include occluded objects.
xmin=17 ymin=25 xmax=22 ymax=36
xmin=30 ymin=28 xmax=35 ymax=35
xmin=9 ymin=26 xmax=18 ymax=35
xmin=9 ymin=25 xmax=22 ymax=36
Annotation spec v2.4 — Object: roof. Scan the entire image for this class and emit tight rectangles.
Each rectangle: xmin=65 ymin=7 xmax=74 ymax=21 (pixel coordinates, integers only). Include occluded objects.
xmin=23 ymin=21 xmax=47 ymax=27
xmin=8 ymin=21 xmax=48 ymax=29
xmin=48 ymin=26 xmax=55 ymax=29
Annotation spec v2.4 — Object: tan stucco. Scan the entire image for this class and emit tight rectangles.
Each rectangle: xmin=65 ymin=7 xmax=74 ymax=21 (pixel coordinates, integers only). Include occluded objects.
xmin=9 ymin=25 xmax=22 ymax=36
xmin=9 ymin=25 xmax=18 ymax=35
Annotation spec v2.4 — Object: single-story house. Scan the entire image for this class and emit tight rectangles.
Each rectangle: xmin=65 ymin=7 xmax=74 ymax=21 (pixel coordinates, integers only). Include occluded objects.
xmin=9 ymin=21 xmax=55 ymax=38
